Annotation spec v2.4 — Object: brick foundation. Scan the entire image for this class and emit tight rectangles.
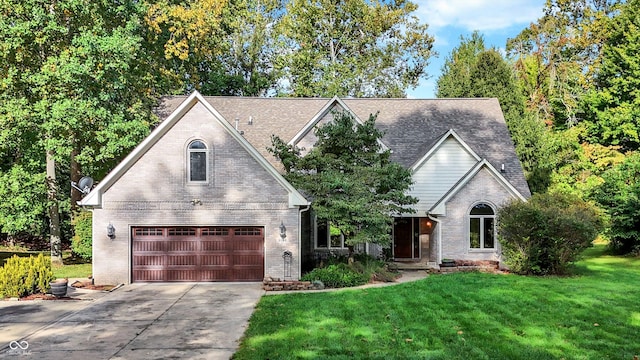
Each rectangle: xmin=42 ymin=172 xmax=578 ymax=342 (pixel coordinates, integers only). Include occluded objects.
xmin=263 ymin=277 xmax=316 ymax=291
xmin=436 ymin=260 xmax=500 ymax=274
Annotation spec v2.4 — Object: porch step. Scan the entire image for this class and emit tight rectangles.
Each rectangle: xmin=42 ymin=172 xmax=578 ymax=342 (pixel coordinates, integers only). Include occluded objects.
xmin=390 ymin=262 xmax=439 ymax=271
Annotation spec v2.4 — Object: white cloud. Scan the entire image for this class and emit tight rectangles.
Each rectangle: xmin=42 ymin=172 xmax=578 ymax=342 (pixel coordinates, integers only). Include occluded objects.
xmin=416 ymin=0 xmax=543 ymax=32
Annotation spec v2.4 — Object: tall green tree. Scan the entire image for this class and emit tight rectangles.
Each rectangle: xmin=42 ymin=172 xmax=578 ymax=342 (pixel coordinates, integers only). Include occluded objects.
xmin=275 ymin=0 xmax=433 ymax=97
xmin=145 ymin=0 xmax=227 ymax=94
xmin=269 ymin=111 xmax=417 ymax=246
xmin=436 ymin=34 xmax=552 ymax=193
xmin=436 ymin=31 xmax=486 ymax=98
xmin=0 ymin=0 xmax=165 ymax=261
xmin=146 ymin=0 xmax=282 ymax=96
xmin=507 ymin=0 xmax=620 ymax=127
xmin=593 ymin=151 xmax=640 ymax=254
xmin=583 ymin=0 xmax=640 ymax=151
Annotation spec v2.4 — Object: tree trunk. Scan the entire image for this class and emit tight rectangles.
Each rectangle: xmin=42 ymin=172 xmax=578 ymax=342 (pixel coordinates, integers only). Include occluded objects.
xmin=47 ymin=150 xmax=63 ymax=265
xmin=70 ymin=148 xmax=81 ymax=213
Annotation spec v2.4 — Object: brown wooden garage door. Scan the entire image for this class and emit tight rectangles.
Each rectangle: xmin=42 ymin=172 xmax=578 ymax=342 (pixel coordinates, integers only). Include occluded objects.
xmin=132 ymin=227 xmax=264 ymax=282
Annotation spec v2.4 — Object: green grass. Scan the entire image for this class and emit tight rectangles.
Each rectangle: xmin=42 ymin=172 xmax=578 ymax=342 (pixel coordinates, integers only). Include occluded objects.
xmin=1 ymin=250 xmax=92 ymax=279
xmin=234 ymin=245 xmax=640 ymax=359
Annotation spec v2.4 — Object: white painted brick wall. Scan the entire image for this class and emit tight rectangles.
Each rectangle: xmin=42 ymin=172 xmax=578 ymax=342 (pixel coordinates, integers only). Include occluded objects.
xmin=91 ymin=102 xmax=302 ymax=284
xmin=439 ymin=167 xmax=518 ymax=263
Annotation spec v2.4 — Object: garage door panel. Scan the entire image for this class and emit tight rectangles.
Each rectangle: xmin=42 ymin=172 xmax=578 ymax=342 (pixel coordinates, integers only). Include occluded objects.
xmin=133 ymin=255 xmax=165 ymax=267
xmin=167 ymin=255 xmax=198 ymax=266
xmin=201 ymin=239 xmax=229 ymax=251
xmin=167 ymin=270 xmax=199 ymax=281
xmin=200 ymin=254 xmax=230 ymax=266
xmin=133 ymin=240 xmax=165 ymax=252
xmin=132 ymin=226 xmax=264 ymax=282
xmin=134 ymin=270 xmax=165 ymax=281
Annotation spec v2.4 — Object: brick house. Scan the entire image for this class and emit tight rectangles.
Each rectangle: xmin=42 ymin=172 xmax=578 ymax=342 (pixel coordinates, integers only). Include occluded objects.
xmin=80 ymin=91 xmax=530 ymax=284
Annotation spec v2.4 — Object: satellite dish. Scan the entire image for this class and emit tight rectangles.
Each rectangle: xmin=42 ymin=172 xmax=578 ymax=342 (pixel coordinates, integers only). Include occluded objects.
xmin=71 ymin=176 xmax=94 ymax=195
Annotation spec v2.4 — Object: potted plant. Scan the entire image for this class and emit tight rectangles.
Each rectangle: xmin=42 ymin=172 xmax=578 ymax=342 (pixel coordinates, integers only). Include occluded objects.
xmin=440 ymin=259 xmax=456 ymax=268
xmin=50 ymin=278 xmax=68 ymax=297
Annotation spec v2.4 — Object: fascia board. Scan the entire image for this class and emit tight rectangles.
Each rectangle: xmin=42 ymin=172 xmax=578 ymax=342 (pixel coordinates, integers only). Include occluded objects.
xmin=288 ymin=96 xmax=342 ymax=146
xmin=78 ymin=91 xmax=201 ymax=207
xmin=195 ymin=94 xmax=309 ymax=207
xmin=288 ymin=96 xmax=390 ymax=152
xmin=80 ymin=91 xmax=309 ymax=208
xmin=429 ymin=159 xmax=526 ymax=215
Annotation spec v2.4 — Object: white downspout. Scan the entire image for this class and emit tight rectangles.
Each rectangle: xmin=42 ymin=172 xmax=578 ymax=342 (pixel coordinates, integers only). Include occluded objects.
xmin=298 ymin=204 xmax=311 ymax=279
xmin=427 ymin=213 xmax=442 ymax=265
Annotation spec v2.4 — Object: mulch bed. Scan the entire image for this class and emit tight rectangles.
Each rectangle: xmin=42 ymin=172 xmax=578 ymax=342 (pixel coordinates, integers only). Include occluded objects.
xmin=70 ymin=280 xmax=115 ymax=291
xmin=19 ymin=293 xmax=81 ymax=301
xmin=7 ymin=280 xmax=116 ymax=301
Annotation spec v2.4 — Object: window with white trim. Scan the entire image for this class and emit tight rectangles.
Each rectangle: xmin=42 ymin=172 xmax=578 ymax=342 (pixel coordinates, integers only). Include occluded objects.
xmin=188 ymin=140 xmax=208 ymax=183
xmin=469 ymin=203 xmax=495 ymax=249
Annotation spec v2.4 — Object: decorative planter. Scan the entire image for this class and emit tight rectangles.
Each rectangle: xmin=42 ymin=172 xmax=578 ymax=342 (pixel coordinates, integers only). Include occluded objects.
xmin=440 ymin=259 xmax=456 ymax=268
xmin=50 ymin=279 xmax=68 ymax=297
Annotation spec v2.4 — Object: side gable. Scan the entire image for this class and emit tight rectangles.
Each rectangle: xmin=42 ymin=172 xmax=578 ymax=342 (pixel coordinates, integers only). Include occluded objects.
xmin=288 ymin=97 xmax=390 ymax=153
xmin=288 ymin=96 xmax=351 ymax=147
xmin=79 ymin=91 xmax=308 ymax=208
xmin=407 ymin=130 xmax=482 ymax=214
xmin=429 ymin=159 xmax=527 ymax=215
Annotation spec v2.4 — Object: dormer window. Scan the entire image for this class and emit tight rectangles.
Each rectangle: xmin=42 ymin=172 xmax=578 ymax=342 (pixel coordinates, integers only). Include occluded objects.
xmin=188 ymin=140 xmax=208 ymax=183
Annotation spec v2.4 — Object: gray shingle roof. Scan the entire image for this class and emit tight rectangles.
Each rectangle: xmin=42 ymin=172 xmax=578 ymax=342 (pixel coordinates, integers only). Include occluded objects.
xmin=157 ymin=96 xmax=531 ymax=198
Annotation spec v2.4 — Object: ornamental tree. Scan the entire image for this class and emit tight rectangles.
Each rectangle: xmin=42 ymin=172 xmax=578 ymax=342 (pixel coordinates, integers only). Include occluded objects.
xmin=269 ymin=111 xmax=417 ymax=246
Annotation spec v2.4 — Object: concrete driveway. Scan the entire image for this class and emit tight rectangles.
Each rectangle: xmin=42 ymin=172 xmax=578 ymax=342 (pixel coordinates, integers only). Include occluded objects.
xmin=0 ymin=282 xmax=264 ymax=359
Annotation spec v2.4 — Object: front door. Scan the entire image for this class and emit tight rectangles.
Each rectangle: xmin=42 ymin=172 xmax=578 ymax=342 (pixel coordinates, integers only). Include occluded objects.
xmin=394 ymin=219 xmax=413 ymax=258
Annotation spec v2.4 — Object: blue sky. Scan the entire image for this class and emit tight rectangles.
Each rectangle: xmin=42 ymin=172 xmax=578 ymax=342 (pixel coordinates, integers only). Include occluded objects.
xmin=408 ymin=0 xmax=546 ymax=98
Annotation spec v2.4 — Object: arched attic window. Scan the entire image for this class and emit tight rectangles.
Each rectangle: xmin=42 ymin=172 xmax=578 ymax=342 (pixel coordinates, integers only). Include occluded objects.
xmin=188 ymin=140 xmax=208 ymax=183
xmin=469 ymin=203 xmax=495 ymax=250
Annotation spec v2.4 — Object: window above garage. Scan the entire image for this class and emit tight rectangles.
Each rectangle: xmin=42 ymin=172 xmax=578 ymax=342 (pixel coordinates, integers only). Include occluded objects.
xmin=188 ymin=140 xmax=209 ymax=183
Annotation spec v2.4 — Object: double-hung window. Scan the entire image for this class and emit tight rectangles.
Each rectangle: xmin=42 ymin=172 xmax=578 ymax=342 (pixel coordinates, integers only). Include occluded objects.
xmin=188 ymin=140 xmax=208 ymax=183
xmin=469 ymin=203 xmax=495 ymax=250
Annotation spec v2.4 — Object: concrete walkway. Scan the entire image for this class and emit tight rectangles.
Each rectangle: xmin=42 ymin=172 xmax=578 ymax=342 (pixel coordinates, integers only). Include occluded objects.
xmin=0 ymin=282 xmax=263 ymax=360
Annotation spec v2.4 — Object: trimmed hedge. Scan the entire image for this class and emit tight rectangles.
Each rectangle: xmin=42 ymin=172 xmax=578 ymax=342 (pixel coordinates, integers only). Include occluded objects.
xmin=0 ymin=253 xmax=54 ymax=298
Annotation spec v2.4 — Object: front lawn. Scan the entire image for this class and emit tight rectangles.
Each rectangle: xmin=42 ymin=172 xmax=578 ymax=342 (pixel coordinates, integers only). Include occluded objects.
xmin=234 ymin=245 xmax=639 ymax=359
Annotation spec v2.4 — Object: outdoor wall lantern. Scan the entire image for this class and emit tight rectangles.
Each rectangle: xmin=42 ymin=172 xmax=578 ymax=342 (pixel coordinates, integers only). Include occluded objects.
xmin=279 ymin=221 xmax=287 ymax=240
xmin=107 ymin=223 xmax=116 ymax=240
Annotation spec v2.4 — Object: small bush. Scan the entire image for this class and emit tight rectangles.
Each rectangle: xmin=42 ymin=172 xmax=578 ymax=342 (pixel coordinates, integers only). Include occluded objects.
xmin=301 ymin=254 xmax=397 ymax=288
xmin=301 ymin=263 xmax=369 ymax=288
xmin=71 ymin=210 xmax=92 ymax=260
xmin=498 ymin=192 xmax=603 ymax=275
xmin=0 ymin=253 xmax=54 ymax=298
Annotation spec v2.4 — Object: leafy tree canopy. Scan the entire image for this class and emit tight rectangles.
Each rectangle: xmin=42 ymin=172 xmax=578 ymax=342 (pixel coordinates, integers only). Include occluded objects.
xmin=593 ymin=151 xmax=640 ymax=254
xmin=275 ymin=0 xmax=434 ymax=97
xmin=0 ymin=0 xmax=166 ymax=238
xmin=583 ymin=0 xmax=640 ymax=151
xmin=269 ymin=111 xmax=417 ymax=246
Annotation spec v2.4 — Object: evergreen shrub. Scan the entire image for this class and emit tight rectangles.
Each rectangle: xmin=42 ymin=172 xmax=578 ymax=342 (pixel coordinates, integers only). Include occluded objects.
xmin=71 ymin=210 xmax=93 ymax=260
xmin=0 ymin=253 xmax=54 ymax=298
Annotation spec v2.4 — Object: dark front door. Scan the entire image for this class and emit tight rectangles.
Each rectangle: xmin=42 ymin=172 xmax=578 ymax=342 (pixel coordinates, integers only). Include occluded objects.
xmin=394 ymin=219 xmax=413 ymax=258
